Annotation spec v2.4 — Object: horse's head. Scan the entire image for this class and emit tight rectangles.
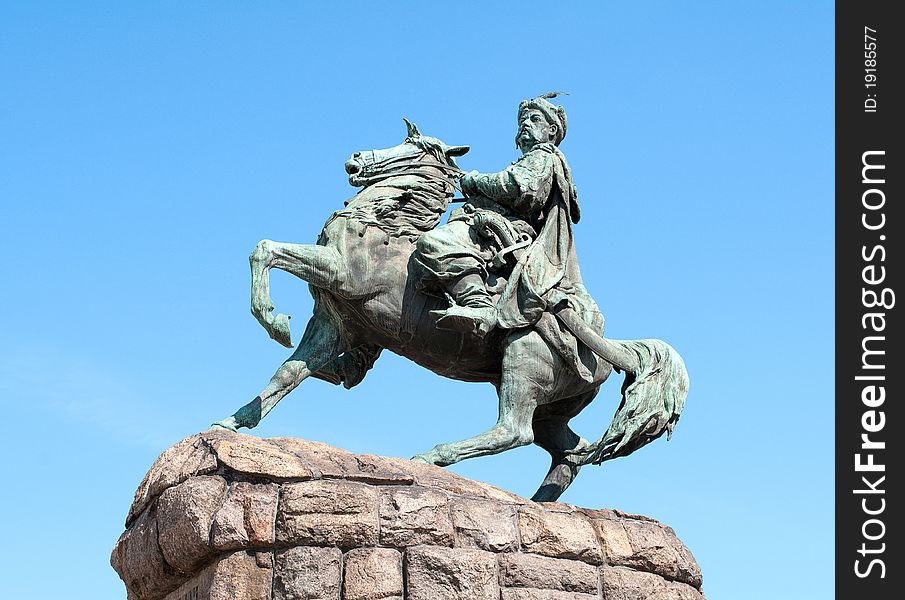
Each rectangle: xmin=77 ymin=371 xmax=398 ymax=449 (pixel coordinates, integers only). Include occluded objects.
xmin=344 ymin=118 xmax=469 ymax=188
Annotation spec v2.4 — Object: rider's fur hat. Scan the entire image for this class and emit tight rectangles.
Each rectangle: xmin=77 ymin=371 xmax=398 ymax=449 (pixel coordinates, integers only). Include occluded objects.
xmin=517 ymin=92 xmax=568 ymax=146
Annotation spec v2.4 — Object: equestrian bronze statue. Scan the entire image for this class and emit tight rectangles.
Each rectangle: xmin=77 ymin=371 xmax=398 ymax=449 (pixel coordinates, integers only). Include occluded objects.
xmin=213 ymin=95 xmax=689 ymax=502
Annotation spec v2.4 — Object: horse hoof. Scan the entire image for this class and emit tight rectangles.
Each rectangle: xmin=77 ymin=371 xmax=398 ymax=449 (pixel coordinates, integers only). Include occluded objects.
xmin=411 ymin=448 xmax=455 ymax=467
xmin=270 ymin=313 xmax=294 ymax=348
xmin=211 ymin=420 xmax=238 ymax=432
xmin=530 ymin=483 xmax=565 ymax=503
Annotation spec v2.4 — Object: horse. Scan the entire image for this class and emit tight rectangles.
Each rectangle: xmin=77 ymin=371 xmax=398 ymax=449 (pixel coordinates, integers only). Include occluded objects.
xmin=212 ymin=120 xmax=688 ymax=502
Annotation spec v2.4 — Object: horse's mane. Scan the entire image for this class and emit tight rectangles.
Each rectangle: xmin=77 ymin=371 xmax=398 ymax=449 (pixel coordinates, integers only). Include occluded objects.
xmin=338 ymin=135 xmax=462 ymax=239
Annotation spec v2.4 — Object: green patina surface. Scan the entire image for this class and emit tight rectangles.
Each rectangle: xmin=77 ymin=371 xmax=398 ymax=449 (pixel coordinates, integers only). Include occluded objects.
xmin=212 ymin=95 xmax=689 ymax=502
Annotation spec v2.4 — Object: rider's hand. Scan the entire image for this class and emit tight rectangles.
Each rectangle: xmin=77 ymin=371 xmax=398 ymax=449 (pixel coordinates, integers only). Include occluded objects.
xmin=460 ymin=170 xmax=479 ymax=197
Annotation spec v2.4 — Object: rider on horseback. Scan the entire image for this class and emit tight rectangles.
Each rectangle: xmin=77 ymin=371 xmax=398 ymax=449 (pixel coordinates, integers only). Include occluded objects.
xmin=414 ymin=93 xmax=587 ymax=340
xmin=218 ymin=96 xmax=688 ymax=487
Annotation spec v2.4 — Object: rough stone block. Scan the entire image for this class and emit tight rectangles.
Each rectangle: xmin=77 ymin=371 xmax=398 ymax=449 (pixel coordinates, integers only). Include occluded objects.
xmin=272 ymin=438 xmax=414 ymax=485
xmin=587 ymin=517 xmax=633 ymax=564
xmin=276 ymin=480 xmax=379 ymax=547
xmin=499 ymin=552 xmax=598 ymax=594
xmin=127 ymin=434 xmax=219 ymax=527
xmin=380 ymin=456 xmax=527 ymax=503
xmin=113 ymin=435 xmax=705 ymax=600
xmin=274 ymin=546 xmax=342 ymax=600
xmin=343 ymin=547 xmax=403 ymax=600
xmin=621 ymin=519 xmax=678 ymax=576
xmin=450 ymin=497 xmax=519 ymax=552
xmin=163 ymin=551 xmax=273 ymax=600
xmin=379 ymin=486 xmax=454 ymax=547
xmin=662 ymin=525 xmax=703 ymax=589
xmin=208 ymin=434 xmax=315 ymax=480
xmin=111 ymin=505 xmax=186 ymax=600
xmin=211 ymin=481 xmax=279 ymax=550
xmin=405 ymin=545 xmax=499 ymax=600
xmin=468 ymin=479 xmax=531 ymax=504
xmin=601 ymin=566 xmax=704 ymax=600
xmin=157 ymin=475 xmax=227 ymax=574
xmin=588 ymin=515 xmax=702 ymax=589
xmin=535 ymin=501 xmax=580 ymax=513
xmin=613 ymin=509 xmax=658 ymax=522
xmin=518 ymin=507 xmax=602 ymax=565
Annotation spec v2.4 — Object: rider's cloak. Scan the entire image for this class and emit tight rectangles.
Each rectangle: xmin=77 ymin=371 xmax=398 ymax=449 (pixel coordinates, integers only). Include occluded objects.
xmin=494 ymin=143 xmax=607 ymax=383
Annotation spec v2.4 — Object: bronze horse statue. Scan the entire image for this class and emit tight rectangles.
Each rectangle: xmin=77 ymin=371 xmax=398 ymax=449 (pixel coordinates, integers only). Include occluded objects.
xmin=213 ymin=121 xmax=688 ymax=501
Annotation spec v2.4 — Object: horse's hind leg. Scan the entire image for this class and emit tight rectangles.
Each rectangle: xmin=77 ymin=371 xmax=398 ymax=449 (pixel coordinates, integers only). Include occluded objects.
xmin=250 ymin=239 xmax=349 ymax=348
xmin=530 ymin=390 xmax=598 ymax=502
xmin=212 ymin=314 xmax=343 ymax=431
xmin=412 ymin=329 xmax=551 ymax=466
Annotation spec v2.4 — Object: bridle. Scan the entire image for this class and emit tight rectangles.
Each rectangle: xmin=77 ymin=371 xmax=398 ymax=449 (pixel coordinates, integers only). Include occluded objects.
xmin=350 ymin=140 xmax=463 ymax=189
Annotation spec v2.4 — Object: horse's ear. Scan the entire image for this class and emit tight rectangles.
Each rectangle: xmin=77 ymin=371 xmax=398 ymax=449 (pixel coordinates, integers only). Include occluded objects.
xmin=403 ymin=117 xmax=421 ymax=138
xmin=446 ymin=145 xmax=470 ymax=157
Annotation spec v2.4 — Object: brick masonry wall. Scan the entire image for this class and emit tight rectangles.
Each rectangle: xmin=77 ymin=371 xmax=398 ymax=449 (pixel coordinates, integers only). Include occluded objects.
xmin=112 ymin=431 xmax=704 ymax=600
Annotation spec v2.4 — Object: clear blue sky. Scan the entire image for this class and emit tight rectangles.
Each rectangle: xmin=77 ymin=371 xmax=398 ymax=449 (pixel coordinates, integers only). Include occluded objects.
xmin=0 ymin=2 xmax=833 ymax=598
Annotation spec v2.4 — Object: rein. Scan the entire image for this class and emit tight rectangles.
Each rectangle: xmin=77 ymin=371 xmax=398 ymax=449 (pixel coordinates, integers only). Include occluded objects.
xmin=352 ymin=147 xmax=463 ymax=189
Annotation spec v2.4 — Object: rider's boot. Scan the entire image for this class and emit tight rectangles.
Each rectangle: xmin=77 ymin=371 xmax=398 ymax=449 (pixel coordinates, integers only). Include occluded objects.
xmin=434 ymin=273 xmax=497 ymax=337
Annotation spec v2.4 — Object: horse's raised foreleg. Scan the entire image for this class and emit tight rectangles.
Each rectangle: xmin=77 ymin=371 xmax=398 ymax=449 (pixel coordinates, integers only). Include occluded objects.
xmin=212 ymin=313 xmax=344 ymax=431
xmin=412 ymin=329 xmax=551 ymax=466
xmin=250 ymin=239 xmax=349 ymax=348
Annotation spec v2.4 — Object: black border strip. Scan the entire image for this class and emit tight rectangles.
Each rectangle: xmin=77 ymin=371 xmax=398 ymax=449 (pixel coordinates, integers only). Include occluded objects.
xmin=836 ymin=1 xmax=900 ymax=596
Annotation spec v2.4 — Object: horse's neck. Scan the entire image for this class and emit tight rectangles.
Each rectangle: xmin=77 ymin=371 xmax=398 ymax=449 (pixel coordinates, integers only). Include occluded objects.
xmin=344 ymin=166 xmax=454 ymax=236
xmin=344 ymin=185 xmax=393 ymax=207
xmin=347 ymin=167 xmax=452 ymax=203
xmin=345 ymin=176 xmax=414 ymax=205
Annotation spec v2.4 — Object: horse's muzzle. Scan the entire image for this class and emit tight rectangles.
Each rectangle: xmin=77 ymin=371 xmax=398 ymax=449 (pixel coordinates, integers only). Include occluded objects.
xmin=344 ymin=158 xmax=361 ymax=175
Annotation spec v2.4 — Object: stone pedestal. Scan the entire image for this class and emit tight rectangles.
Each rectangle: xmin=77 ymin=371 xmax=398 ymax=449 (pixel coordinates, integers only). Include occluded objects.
xmin=112 ymin=431 xmax=705 ymax=600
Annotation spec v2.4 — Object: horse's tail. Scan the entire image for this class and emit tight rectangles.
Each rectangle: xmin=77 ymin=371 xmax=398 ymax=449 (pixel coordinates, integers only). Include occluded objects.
xmin=580 ymin=339 xmax=689 ymax=465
